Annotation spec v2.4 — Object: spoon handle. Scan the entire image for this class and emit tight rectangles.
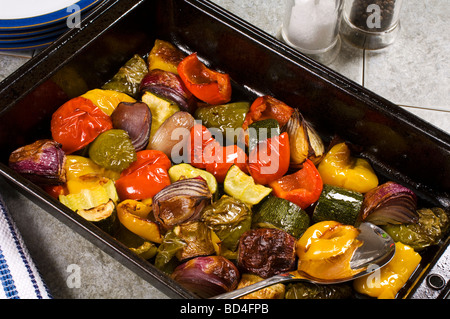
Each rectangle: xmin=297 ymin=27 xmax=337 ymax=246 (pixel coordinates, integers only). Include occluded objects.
xmin=211 ymin=273 xmax=298 ymax=299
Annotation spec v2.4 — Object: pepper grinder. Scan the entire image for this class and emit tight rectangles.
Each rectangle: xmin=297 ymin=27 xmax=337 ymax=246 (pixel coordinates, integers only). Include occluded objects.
xmin=280 ymin=0 xmax=344 ymax=65
xmin=340 ymin=0 xmax=404 ymax=49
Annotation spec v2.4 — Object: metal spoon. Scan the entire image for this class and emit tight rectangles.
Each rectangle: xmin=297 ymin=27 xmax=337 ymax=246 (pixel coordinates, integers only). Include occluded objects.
xmin=211 ymin=222 xmax=395 ymax=299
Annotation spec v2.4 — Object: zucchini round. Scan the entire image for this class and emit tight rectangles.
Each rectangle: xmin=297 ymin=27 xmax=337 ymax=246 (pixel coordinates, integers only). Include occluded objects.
xmin=76 ymin=199 xmax=119 ymax=235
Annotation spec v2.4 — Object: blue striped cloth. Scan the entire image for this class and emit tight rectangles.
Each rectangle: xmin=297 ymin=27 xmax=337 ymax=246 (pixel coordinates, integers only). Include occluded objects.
xmin=0 ymin=194 xmax=52 ymax=299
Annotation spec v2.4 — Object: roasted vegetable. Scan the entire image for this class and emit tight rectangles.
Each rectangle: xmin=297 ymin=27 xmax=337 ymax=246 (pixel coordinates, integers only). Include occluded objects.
xmin=283 ymin=109 xmax=324 ymax=167
xmin=155 ymin=228 xmax=187 ymax=273
xmin=242 ymin=95 xmax=294 ymax=131
xmin=148 ymin=111 xmax=195 ymax=160
xmin=76 ymin=199 xmax=119 ymax=235
xmin=171 ymin=256 xmax=240 ymax=298
xmin=361 ymin=181 xmax=418 ymax=225
xmin=237 ymin=228 xmax=297 ymax=278
xmin=64 ymin=155 xmax=120 ymax=182
xmin=51 ymin=97 xmax=113 ymax=154
xmin=313 ymin=184 xmax=364 ymax=226
xmin=140 ymin=69 xmax=196 ymax=112
xmin=81 ymin=89 xmax=136 ymax=116
xmin=224 ymin=165 xmax=272 ymax=206
xmin=102 ymin=54 xmax=148 ymax=99
xmin=141 ymin=91 xmax=180 ymax=140
xmin=246 ymin=119 xmax=280 ymax=151
xmin=201 ymin=195 xmax=252 ymax=252
xmin=353 ymin=242 xmax=421 ymax=299
xmin=88 ymin=129 xmax=137 ymax=172
xmin=168 ymin=163 xmax=218 ymax=196
xmin=194 ymin=102 xmax=250 ymax=143
xmin=115 ymin=225 xmax=158 ymax=260
xmin=111 ymin=101 xmax=152 ymax=151
xmin=148 ymin=39 xmax=186 ymax=74
xmin=237 ymin=274 xmax=285 ymax=299
xmin=9 ymin=139 xmax=66 ymax=185
xmin=269 ymin=159 xmax=323 ymax=209
xmin=177 ymin=52 xmax=232 ymax=105
xmin=382 ymin=207 xmax=450 ymax=251
xmin=115 ymin=150 xmax=171 ymax=201
xmin=317 ymin=142 xmax=378 ymax=193
xmin=285 ymin=282 xmax=352 ymax=299
xmin=247 ymin=132 xmax=290 ymax=185
xmin=173 ymin=221 xmax=216 ymax=261
xmin=296 ymin=221 xmax=362 ymax=280
xmin=116 ymin=199 xmax=163 ymax=243
xmin=253 ymin=196 xmax=310 ymax=238
xmin=59 ymin=178 xmax=118 ymax=211
xmin=152 ymin=178 xmax=212 ymax=230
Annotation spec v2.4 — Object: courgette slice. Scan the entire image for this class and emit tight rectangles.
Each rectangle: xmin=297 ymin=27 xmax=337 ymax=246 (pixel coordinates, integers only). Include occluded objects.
xmin=223 ymin=165 xmax=272 ymax=206
xmin=76 ymin=199 xmax=119 ymax=235
xmin=247 ymin=119 xmax=280 ymax=151
xmin=312 ymin=184 xmax=364 ymax=226
xmin=253 ymin=196 xmax=310 ymax=238
xmin=168 ymin=163 xmax=218 ymax=195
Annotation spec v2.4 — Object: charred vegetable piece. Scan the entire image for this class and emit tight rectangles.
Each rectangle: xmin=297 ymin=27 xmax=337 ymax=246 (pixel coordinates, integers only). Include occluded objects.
xmin=382 ymin=208 xmax=450 ymax=251
xmin=88 ymin=129 xmax=137 ymax=172
xmin=140 ymin=69 xmax=196 ymax=112
xmin=115 ymin=225 xmax=158 ymax=260
xmin=237 ymin=274 xmax=286 ymax=299
xmin=111 ymin=101 xmax=152 ymax=151
xmin=51 ymin=97 xmax=113 ymax=154
xmin=81 ymin=89 xmax=136 ymax=116
xmin=237 ymin=228 xmax=297 ymax=278
xmin=194 ymin=102 xmax=250 ymax=143
xmin=171 ymin=256 xmax=240 ymax=298
xmin=149 ymin=111 xmax=195 ymax=160
xmin=283 ymin=109 xmax=325 ymax=167
xmin=177 ymin=52 xmax=232 ymax=105
xmin=155 ymin=228 xmax=187 ymax=273
xmin=173 ymin=221 xmax=216 ymax=261
xmin=201 ymin=195 xmax=252 ymax=252
xmin=152 ymin=178 xmax=212 ymax=230
xmin=223 ymin=165 xmax=272 ymax=206
xmin=361 ymin=181 xmax=418 ymax=226
xmin=285 ymin=282 xmax=352 ymax=299
xmin=317 ymin=142 xmax=378 ymax=193
xmin=9 ymin=139 xmax=66 ymax=185
xmin=76 ymin=199 xmax=119 ymax=235
xmin=253 ymin=196 xmax=310 ymax=238
xmin=353 ymin=242 xmax=421 ymax=299
xmin=148 ymin=39 xmax=186 ymax=74
xmin=312 ymin=184 xmax=364 ymax=226
xmin=141 ymin=91 xmax=180 ymax=140
xmin=168 ymin=163 xmax=218 ymax=195
xmin=102 ymin=54 xmax=148 ymax=99
xmin=116 ymin=199 xmax=163 ymax=244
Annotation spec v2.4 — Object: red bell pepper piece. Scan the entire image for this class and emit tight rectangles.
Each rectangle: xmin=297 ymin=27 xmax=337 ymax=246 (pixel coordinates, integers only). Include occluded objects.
xmin=269 ymin=159 xmax=323 ymax=209
xmin=51 ymin=97 xmax=113 ymax=154
xmin=247 ymin=132 xmax=290 ymax=185
xmin=177 ymin=53 xmax=232 ymax=105
xmin=242 ymin=95 xmax=294 ymax=130
xmin=115 ymin=150 xmax=171 ymax=201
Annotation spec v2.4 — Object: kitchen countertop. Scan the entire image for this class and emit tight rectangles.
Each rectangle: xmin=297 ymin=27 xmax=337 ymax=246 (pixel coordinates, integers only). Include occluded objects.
xmin=0 ymin=0 xmax=448 ymax=299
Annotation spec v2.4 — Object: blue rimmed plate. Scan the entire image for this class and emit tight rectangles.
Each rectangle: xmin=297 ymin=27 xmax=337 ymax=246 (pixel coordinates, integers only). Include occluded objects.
xmin=0 ymin=0 xmax=101 ymax=30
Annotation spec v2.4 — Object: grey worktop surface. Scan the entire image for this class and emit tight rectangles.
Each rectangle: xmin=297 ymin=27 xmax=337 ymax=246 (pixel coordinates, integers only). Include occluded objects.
xmin=0 ymin=0 xmax=448 ymax=299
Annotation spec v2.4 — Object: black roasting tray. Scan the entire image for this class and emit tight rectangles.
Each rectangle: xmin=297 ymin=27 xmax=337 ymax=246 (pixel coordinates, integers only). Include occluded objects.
xmin=0 ymin=0 xmax=449 ymax=299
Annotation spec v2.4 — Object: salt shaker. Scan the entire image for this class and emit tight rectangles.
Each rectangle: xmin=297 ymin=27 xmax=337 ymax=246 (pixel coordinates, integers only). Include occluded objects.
xmin=340 ymin=0 xmax=403 ymax=49
xmin=281 ymin=0 xmax=344 ymax=64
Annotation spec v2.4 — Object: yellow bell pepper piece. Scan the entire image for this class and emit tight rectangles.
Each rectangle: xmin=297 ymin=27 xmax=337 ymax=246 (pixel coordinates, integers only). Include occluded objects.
xmin=353 ymin=242 xmax=421 ymax=299
xmin=296 ymin=221 xmax=362 ymax=280
xmin=116 ymin=200 xmax=163 ymax=244
xmin=81 ymin=88 xmax=136 ymax=116
xmin=318 ymin=142 xmax=378 ymax=193
xmin=65 ymin=155 xmax=120 ymax=182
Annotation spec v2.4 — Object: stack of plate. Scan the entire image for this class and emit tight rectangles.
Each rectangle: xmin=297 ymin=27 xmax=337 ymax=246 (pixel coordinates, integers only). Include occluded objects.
xmin=0 ymin=0 xmax=102 ymax=51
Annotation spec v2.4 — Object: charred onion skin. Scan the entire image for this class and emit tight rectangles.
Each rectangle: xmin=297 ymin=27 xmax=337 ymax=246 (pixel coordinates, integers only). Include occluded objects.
xmin=111 ymin=101 xmax=152 ymax=151
xmin=171 ymin=256 xmax=240 ymax=298
xmin=361 ymin=181 xmax=418 ymax=225
xmin=9 ymin=139 xmax=66 ymax=185
xmin=152 ymin=178 xmax=212 ymax=230
xmin=237 ymin=228 xmax=297 ymax=278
